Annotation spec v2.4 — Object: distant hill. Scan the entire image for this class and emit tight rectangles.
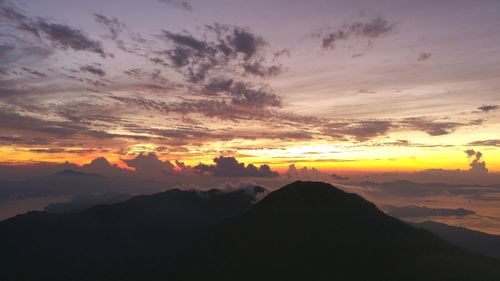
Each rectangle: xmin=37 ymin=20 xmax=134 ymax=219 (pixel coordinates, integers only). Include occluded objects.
xmin=44 ymin=192 xmax=132 ymax=214
xmin=413 ymin=220 xmax=500 ymax=260
xmin=53 ymin=169 xmax=105 ymax=178
xmin=0 ymin=181 xmax=499 ymax=281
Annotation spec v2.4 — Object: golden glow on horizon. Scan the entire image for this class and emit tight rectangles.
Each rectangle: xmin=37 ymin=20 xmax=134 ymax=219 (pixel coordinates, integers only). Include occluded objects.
xmin=2 ymin=142 xmax=499 ymax=173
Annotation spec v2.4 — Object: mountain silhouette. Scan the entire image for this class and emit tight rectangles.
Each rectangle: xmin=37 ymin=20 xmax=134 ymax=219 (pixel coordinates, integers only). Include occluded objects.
xmin=53 ymin=169 xmax=105 ymax=178
xmin=414 ymin=220 xmax=500 ymax=260
xmin=0 ymin=181 xmax=499 ymax=281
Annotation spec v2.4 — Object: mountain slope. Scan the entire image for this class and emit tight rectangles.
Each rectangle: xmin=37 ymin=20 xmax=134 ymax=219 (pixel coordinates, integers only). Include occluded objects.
xmin=0 ymin=181 xmax=499 ymax=281
xmin=0 ymin=187 xmax=263 ymax=280
xmin=414 ymin=220 xmax=500 ymax=259
xmin=173 ymin=181 xmax=500 ymax=281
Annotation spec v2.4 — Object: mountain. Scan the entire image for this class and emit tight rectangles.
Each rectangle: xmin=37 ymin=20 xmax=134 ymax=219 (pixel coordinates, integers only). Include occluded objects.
xmin=53 ymin=169 xmax=105 ymax=178
xmin=44 ymin=192 xmax=132 ymax=214
xmin=413 ymin=220 xmax=500 ymax=260
xmin=0 ymin=186 xmax=263 ymax=280
xmin=0 ymin=181 xmax=499 ymax=281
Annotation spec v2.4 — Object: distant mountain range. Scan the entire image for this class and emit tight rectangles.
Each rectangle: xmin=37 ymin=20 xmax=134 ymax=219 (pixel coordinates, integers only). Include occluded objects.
xmin=54 ymin=169 xmax=106 ymax=178
xmin=0 ymin=181 xmax=499 ymax=281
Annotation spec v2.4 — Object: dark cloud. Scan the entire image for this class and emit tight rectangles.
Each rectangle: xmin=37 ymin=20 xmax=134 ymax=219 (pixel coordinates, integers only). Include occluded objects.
xmin=0 ymin=134 xmax=49 ymax=145
xmin=0 ymin=44 xmax=15 ymax=65
xmin=478 ymin=105 xmax=499 ymax=112
xmin=273 ymin=48 xmax=291 ymax=60
xmin=200 ymin=79 xmax=281 ymax=108
xmin=123 ymin=153 xmax=176 ymax=175
xmin=35 ymin=20 xmax=107 ymax=57
xmin=158 ymin=0 xmax=193 ymax=11
xmin=82 ymin=157 xmax=129 ymax=176
xmin=123 ymin=68 xmax=168 ymax=84
xmin=21 ymin=67 xmax=47 ymax=77
xmin=94 ymin=13 xmax=125 ymax=41
xmin=0 ymin=2 xmax=107 ymax=57
xmin=0 ymin=44 xmax=53 ymax=72
xmin=468 ymin=139 xmax=500 ymax=147
xmin=80 ymin=64 xmax=106 ymax=77
xmin=0 ymin=3 xmax=40 ymax=37
xmin=400 ymin=117 xmax=481 ymax=136
xmin=28 ymin=148 xmax=66 ymax=154
xmin=324 ymin=120 xmax=394 ymax=141
xmin=201 ymin=78 xmax=234 ymax=95
xmin=229 ymin=82 xmax=281 ymax=108
xmin=465 ymin=149 xmax=488 ymax=174
xmin=385 ymin=205 xmax=475 ymax=218
xmin=331 ymin=173 xmax=349 ymax=180
xmin=108 ymin=93 xmax=282 ymax=122
xmin=160 ymin=24 xmax=280 ymax=82
xmin=229 ymin=27 xmax=267 ymax=60
xmin=320 ymin=17 xmax=394 ymax=50
xmin=242 ymin=62 xmax=283 ymax=78
xmin=193 ymin=156 xmax=278 ymax=178
xmin=0 ymin=109 xmax=83 ymax=137
xmin=417 ymin=52 xmax=432 ymax=61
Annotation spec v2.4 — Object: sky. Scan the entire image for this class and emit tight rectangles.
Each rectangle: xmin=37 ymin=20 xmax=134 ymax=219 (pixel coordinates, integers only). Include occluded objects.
xmin=1 ymin=0 xmax=500 ymax=232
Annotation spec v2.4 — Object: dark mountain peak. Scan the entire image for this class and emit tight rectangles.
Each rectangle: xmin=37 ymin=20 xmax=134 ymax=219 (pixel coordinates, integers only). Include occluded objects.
xmin=54 ymin=169 xmax=104 ymax=178
xmin=253 ymin=180 xmax=378 ymax=216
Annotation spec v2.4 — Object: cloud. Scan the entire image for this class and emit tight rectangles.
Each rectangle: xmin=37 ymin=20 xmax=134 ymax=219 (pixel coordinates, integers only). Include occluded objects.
xmin=323 ymin=120 xmax=394 ymax=141
xmin=331 ymin=173 xmax=349 ymax=180
xmin=123 ymin=153 xmax=176 ymax=175
xmin=80 ymin=64 xmax=106 ymax=77
xmin=286 ymin=164 xmax=326 ymax=179
xmin=384 ymin=205 xmax=476 ymax=218
xmin=94 ymin=13 xmax=125 ymax=40
xmin=21 ymin=67 xmax=47 ymax=77
xmin=400 ymin=117 xmax=481 ymax=136
xmin=0 ymin=2 xmax=107 ymax=57
xmin=320 ymin=17 xmax=394 ymax=50
xmin=0 ymin=109 xmax=83 ymax=137
xmin=158 ymin=0 xmax=193 ymax=11
xmin=193 ymin=156 xmax=278 ymax=177
xmin=35 ymin=20 xmax=107 ymax=57
xmin=108 ymin=94 xmax=283 ymax=122
xmin=0 ymin=44 xmax=53 ymax=72
xmin=159 ymin=24 xmax=281 ymax=82
xmin=478 ymin=105 xmax=499 ymax=112
xmin=242 ymin=62 xmax=283 ymax=78
xmin=417 ymin=52 xmax=432 ymax=61
xmin=0 ymin=3 xmax=40 ymax=37
xmin=468 ymin=139 xmax=500 ymax=147
xmin=81 ymin=157 xmax=129 ymax=176
xmin=465 ymin=149 xmax=488 ymax=174
xmin=201 ymin=78 xmax=234 ymax=95
xmin=200 ymin=79 xmax=281 ymax=107
xmin=214 ymin=181 xmax=269 ymax=202
xmin=229 ymin=82 xmax=281 ymax=108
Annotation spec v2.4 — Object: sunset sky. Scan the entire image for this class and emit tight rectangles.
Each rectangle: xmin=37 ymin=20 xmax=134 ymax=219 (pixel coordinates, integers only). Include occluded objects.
xmin=2 ymin=0 xmax=500 ymax=235
xmin=1 ymin=0 xmax=500 ymax=173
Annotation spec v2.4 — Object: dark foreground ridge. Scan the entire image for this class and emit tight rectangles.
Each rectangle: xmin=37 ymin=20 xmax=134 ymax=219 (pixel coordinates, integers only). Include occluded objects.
xmin=0 ymin=181 xmax=499 ymax=281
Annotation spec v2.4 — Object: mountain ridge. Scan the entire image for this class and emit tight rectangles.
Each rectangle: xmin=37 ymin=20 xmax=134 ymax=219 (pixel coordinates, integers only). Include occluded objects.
xmin=1 ymin=181 xmax=499 ymax=281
